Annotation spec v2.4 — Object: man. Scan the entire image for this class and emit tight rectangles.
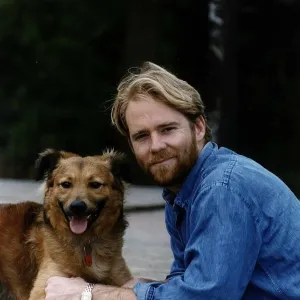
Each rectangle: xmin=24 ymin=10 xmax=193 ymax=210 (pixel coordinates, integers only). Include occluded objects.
xmin=45 ymin=62 xmax=300 ymax=299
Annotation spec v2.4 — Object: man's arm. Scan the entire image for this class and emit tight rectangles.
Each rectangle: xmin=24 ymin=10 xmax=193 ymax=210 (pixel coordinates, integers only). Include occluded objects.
xmin=92 ymin=285 xmax=136 ymax=300
xmin=45 ymin=276 xmax=161 ymax=300
xmin=123 ymin=278 xmax=167 ymax=289
xmin=45 ymin=276 xmax=137 ymax=300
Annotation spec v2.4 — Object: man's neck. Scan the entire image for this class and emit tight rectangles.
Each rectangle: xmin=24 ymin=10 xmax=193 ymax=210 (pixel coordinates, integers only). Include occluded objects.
xmin=166 ymin=185 xmax=181 ymax=195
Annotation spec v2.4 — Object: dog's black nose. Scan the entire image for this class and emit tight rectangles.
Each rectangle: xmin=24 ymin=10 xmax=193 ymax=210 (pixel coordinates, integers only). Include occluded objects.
xmin=69 ymin=200 xmax=87 ymax=216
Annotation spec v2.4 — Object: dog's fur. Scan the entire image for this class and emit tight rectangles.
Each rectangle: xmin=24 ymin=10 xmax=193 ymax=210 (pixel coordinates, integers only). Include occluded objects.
xmin=0 ymin=149 xmax=132 ymax=300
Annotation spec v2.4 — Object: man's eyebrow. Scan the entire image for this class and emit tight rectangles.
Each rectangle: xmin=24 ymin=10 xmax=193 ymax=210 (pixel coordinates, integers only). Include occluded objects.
xmin=157 ymin=121 xmax=180 ymax=129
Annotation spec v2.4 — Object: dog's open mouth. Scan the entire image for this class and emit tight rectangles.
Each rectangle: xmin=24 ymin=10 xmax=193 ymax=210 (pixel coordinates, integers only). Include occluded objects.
xmin=68 ymin=216 xmax=89 ymax=234
xmin=59 ymin=200 xmax=106 ymax=234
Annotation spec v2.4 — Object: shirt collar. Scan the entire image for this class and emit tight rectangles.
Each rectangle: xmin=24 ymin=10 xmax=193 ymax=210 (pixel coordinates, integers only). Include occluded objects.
xmin=162 ymin=141 xmax=218 ymax=208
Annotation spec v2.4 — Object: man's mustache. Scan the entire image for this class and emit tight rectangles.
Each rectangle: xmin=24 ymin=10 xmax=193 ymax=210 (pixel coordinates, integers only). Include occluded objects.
xmin=148 ymin=150 xmax=176 ymax=165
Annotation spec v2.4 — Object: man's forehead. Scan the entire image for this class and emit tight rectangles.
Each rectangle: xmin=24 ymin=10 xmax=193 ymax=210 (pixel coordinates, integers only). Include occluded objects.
xmin=126 ymin=98 xmax=185 ymax=129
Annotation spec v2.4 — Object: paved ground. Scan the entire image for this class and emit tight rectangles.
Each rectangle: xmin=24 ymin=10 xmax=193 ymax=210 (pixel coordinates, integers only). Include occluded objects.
xmin=0 ymin=179 xmax=173 ymax=298
xmin=124 ymin=210 xmax=173 ymax=280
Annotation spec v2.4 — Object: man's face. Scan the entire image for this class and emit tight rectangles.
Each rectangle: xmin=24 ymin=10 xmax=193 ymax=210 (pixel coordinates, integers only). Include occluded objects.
xmin=125 ymin=95 xmax=205 ymax=186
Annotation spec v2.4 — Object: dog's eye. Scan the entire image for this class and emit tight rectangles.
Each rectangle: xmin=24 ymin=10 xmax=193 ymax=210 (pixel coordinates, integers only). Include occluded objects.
xmin=60 ymin=181 xmax=72 ymax=189
xmin=89 ymin=182 xmax=102 ymax=189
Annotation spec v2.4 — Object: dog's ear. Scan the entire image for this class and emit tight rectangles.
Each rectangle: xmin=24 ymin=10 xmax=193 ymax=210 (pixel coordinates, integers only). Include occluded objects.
xmin=110 ymin=152 xmax=132 ymax=184
xmin=35 ymin=149 xmax=61 ymax=181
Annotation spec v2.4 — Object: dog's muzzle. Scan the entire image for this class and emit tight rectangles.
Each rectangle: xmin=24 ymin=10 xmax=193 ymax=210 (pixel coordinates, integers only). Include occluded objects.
xmin=58 ymin=199 xmax=106 ymax=234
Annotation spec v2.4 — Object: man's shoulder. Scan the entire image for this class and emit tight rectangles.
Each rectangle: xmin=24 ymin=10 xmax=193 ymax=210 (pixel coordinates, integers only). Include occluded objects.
xmin=196 ymin=146 xmax=296 ymax=205
xmin=196 ymin=146 xmax=276 ymax=189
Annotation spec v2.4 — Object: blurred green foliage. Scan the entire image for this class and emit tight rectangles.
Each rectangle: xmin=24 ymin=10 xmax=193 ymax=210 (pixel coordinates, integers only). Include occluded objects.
xmin=0 ymin=0 xmax=210 ymax=181
xmin=0 ymin=0 xmax=127 ymax=176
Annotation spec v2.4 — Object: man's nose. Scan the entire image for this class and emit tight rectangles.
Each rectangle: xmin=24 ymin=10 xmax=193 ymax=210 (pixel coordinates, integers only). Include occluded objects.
xmin=150 ymin=133 xmax=166 ymax=153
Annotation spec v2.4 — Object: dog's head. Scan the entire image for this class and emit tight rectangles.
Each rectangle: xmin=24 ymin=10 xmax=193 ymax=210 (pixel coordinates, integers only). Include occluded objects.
xmin=35 ymin=149 xmax=130 ymax=236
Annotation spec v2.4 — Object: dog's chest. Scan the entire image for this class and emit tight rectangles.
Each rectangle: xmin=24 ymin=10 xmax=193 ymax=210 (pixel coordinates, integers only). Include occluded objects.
xmin=80 ymin=246 xmax=112 ymax=281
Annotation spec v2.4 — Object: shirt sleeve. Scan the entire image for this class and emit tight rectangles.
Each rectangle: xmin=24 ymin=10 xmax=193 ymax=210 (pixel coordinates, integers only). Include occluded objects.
xmin=133 ymin=185 xmax=262 ymax=300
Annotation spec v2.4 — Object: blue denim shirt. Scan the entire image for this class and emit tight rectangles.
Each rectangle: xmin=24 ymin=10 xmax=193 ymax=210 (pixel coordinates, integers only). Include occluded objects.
xmin=133 ymin=142 xmax=300 ymax=300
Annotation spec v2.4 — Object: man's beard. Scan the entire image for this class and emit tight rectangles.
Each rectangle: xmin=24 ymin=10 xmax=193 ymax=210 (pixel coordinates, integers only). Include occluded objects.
xmin=138 ymin=136 xmax=199 ymax=187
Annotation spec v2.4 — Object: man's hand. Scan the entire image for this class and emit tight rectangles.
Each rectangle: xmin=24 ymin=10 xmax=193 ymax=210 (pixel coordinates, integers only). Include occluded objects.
xmin=45 ymin=276 xmax=88 ymax=300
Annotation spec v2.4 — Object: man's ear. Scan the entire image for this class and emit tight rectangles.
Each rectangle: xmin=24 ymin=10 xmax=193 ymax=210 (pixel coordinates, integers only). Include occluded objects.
xmin=194 ymin=115 xmax=206 ymax=142
xmin=35 ymin=149 xmax=61 ymax=181
xmin=110 ymin=151 xmax=132 ymax=184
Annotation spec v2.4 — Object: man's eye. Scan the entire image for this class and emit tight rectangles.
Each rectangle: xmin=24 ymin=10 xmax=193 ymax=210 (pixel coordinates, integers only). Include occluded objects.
xmin=60 ymin=181 xmax=72 ymax=189
xmin=134 ymin=134 xmax=148 ymax=141
xmin=89 ymin=182 xmax=102 ymax=189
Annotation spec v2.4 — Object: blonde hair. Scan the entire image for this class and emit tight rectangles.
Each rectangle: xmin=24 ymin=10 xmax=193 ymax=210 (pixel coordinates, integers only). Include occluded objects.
xmin=111 ymin=61 xmax=212 ymax=141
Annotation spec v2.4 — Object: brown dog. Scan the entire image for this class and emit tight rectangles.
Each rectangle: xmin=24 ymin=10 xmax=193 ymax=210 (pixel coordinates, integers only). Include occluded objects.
xmin=0 ymin=149 xmax=132 ymax=299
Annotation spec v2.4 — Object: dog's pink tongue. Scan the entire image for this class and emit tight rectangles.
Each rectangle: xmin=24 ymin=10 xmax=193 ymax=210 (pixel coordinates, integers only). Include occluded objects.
xmin=70 ymin=217 xmax=88 ymax=234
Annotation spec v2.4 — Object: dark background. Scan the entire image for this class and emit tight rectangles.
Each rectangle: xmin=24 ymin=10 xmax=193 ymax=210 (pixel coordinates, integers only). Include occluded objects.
xmin=0 ymin=0 xmax=299 ymax=196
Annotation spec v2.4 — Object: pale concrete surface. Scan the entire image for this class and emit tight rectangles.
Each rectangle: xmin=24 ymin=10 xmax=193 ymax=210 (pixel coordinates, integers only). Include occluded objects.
xmin=124 ymin=210 xmax=173 ymax=280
